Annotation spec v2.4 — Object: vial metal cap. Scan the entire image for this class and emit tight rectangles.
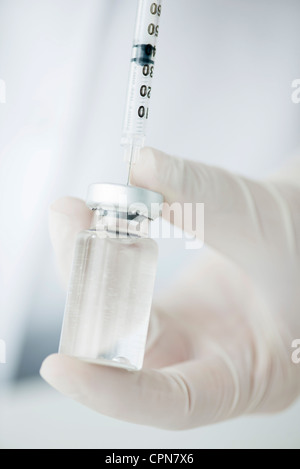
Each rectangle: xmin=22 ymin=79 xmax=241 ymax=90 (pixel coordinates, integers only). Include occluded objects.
xmin=86 ymin=183 xmax=164 ymax=220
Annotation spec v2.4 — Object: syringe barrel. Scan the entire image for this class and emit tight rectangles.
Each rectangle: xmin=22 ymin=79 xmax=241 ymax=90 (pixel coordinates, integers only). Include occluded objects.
xmin=122 ymin=0 xmax=162 ymax=162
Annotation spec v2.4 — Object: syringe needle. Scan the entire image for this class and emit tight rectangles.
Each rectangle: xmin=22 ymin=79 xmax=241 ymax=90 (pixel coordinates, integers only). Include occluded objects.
xmin=127 ymin=161 xmax=132 ymax=185
xmin=121 ymin=0 xmax=162 ymax=182
xmin=126 ymin=145 xmax=135 ymax=185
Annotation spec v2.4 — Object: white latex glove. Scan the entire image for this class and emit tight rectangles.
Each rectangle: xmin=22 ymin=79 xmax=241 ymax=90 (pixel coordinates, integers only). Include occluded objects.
xmin=40 ymin=147 xmax=300 ymax=430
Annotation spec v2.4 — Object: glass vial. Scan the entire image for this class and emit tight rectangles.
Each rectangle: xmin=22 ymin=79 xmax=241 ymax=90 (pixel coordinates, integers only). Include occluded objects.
xmin=59 ymin=184 xmax=163 ymax=371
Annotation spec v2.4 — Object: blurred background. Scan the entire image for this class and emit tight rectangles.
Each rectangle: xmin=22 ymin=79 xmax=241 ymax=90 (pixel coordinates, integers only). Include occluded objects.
xmin=0 ymin=0 xmax=300 ymax=449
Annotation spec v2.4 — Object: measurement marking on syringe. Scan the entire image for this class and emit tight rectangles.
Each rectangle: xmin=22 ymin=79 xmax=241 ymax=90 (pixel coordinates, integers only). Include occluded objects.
xmin=122 ymin=0 xmax=163 ymax=179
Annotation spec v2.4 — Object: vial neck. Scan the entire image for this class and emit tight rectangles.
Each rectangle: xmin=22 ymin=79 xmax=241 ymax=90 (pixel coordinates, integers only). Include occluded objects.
xmin=90 ymin=209 xmax=150 ymax=238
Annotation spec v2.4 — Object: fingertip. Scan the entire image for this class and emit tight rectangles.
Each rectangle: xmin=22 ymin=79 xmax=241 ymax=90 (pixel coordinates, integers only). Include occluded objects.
xmin=49 ymin=196 xmax=93 ymax=285
xmin=40 ymin=353 xmax=68 ymax=382
xmin=40 ymin=354 xmax=85 ymax=398
xmin=131 ymin=147 xmax=185 ymax=204
xmin=49 ymin=196 xmax=92 ymax=244
xmin=130 ymin=147 xmax=164 ymax=190
xmin=40 ymin=353 xmax=191 ymax=429
xmin=49 ymin=196 xmax=89 ymax=219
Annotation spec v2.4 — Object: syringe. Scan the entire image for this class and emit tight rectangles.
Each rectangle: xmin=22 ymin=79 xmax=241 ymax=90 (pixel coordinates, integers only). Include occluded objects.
xmin=121 ymin=0 xmax=163 ymax=184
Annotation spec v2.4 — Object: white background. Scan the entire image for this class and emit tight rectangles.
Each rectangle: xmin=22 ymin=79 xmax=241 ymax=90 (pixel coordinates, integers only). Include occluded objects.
xmin=0 ymin=0 xmax=299 ymax=449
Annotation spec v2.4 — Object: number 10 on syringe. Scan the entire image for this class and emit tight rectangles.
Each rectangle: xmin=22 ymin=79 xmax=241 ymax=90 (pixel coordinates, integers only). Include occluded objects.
xmin=122 ymin=0 xmax=162 ymax=183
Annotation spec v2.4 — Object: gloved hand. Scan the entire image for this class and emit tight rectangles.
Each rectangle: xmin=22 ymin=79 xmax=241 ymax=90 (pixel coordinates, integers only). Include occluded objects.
xmin=40 ymin=147 xmax=300 ymax=430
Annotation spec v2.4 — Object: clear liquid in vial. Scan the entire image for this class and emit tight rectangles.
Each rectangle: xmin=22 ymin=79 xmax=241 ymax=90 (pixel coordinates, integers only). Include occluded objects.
xmin=59 ymin=230 xmax=158 ymax=370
